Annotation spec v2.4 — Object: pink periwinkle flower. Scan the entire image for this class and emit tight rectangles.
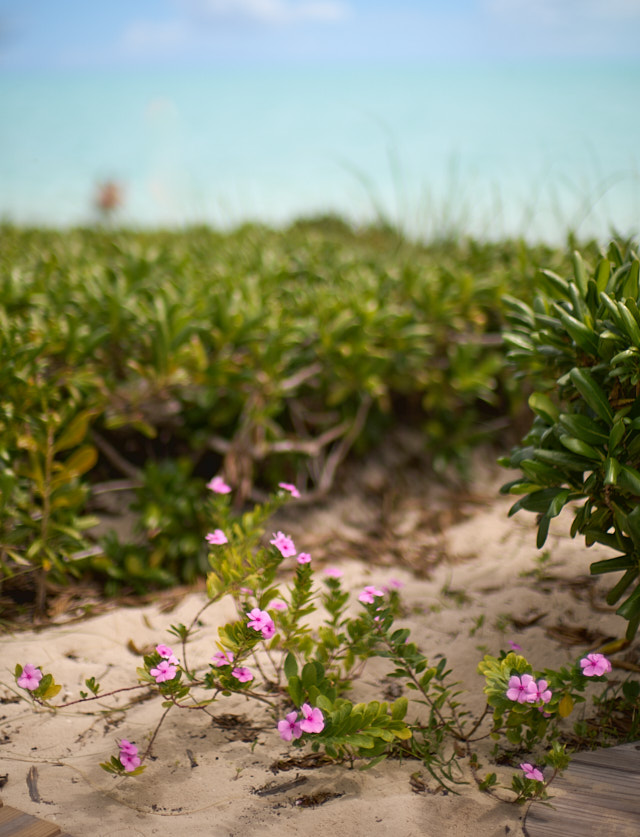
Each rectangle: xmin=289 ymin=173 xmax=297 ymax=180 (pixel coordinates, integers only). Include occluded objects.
xmin=520 ymin=763 xmax=544 ymax=782
xmin=156 ymin=644 xmax=179 ymax=664
xmin=212 ymin=650 xmax=234 ymax=667
xmin=149 ymin=660 xmax=177 ymax=683
xmin=506 ymin=674 xmax=537 ymax=704
xmin=232 ymin=667 xmax=254 ymax=683
xmin=580 ymin=653 xmax=612 ymax=677
xmin=119 ymin=738 xmax=138 ymax=756
xmin=299 ymin=703 xmax=325 ymax=734
xmin=207 ymin=476 xmax=231 ymax=494
xmin=261 ymin=621 xmax=276 ymax=640
xmin=358 ymin=585 xmax=385 ymax=605
xmin=278 ymin=482 xmax=300 ymax=499
xmin=247 ymin=608 xmax=276 ymax=639
xmin=119 ymin=740 xmax=141 ymax=773
xmin=17 ymin=664 xmax=43 ymax=691
xmin=206 ymin=529 xmax=228 ymax=545
xmin=277 ymin=711 xmax=303 ymax=741
xmin=532 ymin=679 xmax=552 ymax=704
xmin=508 ymin=641 xmax=522 ymax=651
xmin=387 ymin=578 xmax=404 ymax=590
xmin=270 ymin=599 xmax=287 ymax=612
xmin=270 ymin=531 xmax=296 ymax=558
xmin=324 ymin=566 xmax=343 ymax=579
xmin=297 ymin=552 xmax=312 ymax=564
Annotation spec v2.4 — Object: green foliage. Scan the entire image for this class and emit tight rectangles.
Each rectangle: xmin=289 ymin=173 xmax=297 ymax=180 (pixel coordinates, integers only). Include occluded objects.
xmin=500 ymin=240 xmax=640 ymax=636
xmin=1 ymin=222 xmax=577 ymax=602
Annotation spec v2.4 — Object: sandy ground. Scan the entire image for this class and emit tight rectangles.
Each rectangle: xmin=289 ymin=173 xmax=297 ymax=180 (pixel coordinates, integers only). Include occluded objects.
xmin=1 ymin=455 xmax=635 ymax=837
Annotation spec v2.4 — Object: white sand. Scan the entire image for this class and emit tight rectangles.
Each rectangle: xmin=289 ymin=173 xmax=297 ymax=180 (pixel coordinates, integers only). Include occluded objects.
xmin=1 ymin=464 xmax=629 ymax=837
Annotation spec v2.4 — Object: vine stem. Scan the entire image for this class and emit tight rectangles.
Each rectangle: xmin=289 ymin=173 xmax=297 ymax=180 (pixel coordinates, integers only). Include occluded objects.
xmin=142 ymin=704 xmax=173 ymax=760
xmin=39 ymin=682 xmax=152 ymax=709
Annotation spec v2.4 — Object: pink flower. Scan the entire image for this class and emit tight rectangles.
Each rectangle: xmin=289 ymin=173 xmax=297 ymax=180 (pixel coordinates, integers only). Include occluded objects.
xmin=506 ymin=674 xmax=537 ymax=704
xmin=119 ymin=740 xmax=141 ymax=773
xmin=261 ymin=621 xmax=276 ymax=640
xmin=277 ymin=711 xmax=303 ymax=741
xmin=532 ymin=679 xmax=552 ymax=704
xmin=240 ymin=587 xmax=254 ymax=595
xmin=207 ymin=476 xmax=231 ymax=494
xmin=278 ymin=482 xmax=300 ymax=499
xmin=580 ymin=653 xmax=612 ymax=677
xmin=270 ymin=600 xmax=287 ymax=612
xmin=270 ymin=531 xmax=296 ymax=558
xmin=520 ymin=763 xmax=544 ymax=782
xmin=232 ymin=667 xmax=253 ymax=683
xmin=211 ymin=650 xmax=234 ymax=667
xmin=17 ymin=664 xmax=43 ymax=691
xmin=149 ymin=660 xmax=177 ymax=683
xmin=119 ymin=739 xmax=138 ymax=756
xmin=387 ymin=578 xmax=404 ymax=589
xmin=247 ymin=607 xmax=276 ymax=639
xmin=324 ymin=566 xmax=343 ymax=579
xmin=358 ymin=585 xmax=385 ymax=605
xmin=297 ymin=552 xmax=312 ymax=564
xmin=206 ymin=529 xmax=228 ymax=545
xmin=299 ymin=703 xmax=324 ymax=734
xmin=156 ymin=644 xmax=179 ymax=664
xmin=508 ymin=641 xmax=522 ymax=651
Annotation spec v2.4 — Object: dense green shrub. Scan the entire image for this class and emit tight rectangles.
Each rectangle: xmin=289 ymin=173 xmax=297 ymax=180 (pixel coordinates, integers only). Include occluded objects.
xmin=500 ymin=239 xmax=640 ymax=637
xmin=0 ymin=220 xmax=581 ymax=600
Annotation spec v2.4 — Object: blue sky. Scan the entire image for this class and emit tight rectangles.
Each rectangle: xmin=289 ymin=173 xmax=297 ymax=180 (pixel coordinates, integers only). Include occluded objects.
xmin=1 ymin=0 xmax=640 ymax=69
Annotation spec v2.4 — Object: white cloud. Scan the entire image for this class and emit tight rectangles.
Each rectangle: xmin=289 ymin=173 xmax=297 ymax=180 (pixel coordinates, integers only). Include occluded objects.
xmin=484 ymin=0 xmax=640 ymax=23
xmin=180 ymin=0 xmax=350 ymax=25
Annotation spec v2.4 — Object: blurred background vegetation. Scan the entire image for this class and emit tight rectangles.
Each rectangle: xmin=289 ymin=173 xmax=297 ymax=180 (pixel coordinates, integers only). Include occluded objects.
xmin=0 ymin=218 xmax=610 ymax=613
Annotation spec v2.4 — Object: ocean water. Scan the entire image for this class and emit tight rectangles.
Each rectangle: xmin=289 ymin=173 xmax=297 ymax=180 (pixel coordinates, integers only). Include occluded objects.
xmin=1 ymin=61 xmax=638 ymax=241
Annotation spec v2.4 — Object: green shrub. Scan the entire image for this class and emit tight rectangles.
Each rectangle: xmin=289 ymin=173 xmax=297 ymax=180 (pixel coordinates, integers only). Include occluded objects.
xmin=0 ymin=221 xmax=580 ymax=601
xmin=500 ymin=239 xmax=640 ymax=637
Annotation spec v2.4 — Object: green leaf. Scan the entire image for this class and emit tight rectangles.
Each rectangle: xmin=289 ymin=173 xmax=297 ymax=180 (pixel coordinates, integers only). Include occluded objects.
xmin=594 ymin=258 xmax=611 ymax=293
xmin=617 ymin=301 xmax=640 ymax=346
xmin=559 ymin=435 xmax=600 ymax=461
xmin=605 ymin=569 xmax=637 ymax=605
xmin=54 ymin=409 xmax=96 ymax=453
xmin=61 ymin=445 xmax=98 ymax=480
xmin=532 ymin=449 xmax=590 ymax=471
xmin=558 ymin=414 xmax=608 ymax=446
xmin=590 ymin=555 xmax=636 ymax=575
xmin=536 ymin=515 xmax=550 ymax=549
xmin=539 ymin=269 xmax=570 ymax=299
xmin=604 ymin=456 xmax=620 ymax=486
xmin=616 ymin=582 xmax=640 ymax=621
xmin=347 ymin=733 xmax=375 ymax=749
xmin=572 ymin=251 xmax=588 ymax=296
xmin=528 ymin=392 xmax=559 ymax=425
xmin=569 ymin=368 xmax=613 ymax=424
xmin=301 ymin=663 xmax=318 ymax=689
xmin=618 ymin=464 xmax=640 ymax=496
xmin=557 ymin=311 xmax=598 ymax=356
xmin=509 ymin=488 xmax=568 ymax=517
xmin=391 ymin=696 xmax=408 ymax=721
xmin=316 ymin=694 xmax=334 ymax=713
xmin=288 ymin=675 xmax=303 ymax=706
xmin=284 ymin=652 xmax=298 ymax=680
xmin=623 ymin=258 xmax=639 ymax=299
xmin=608 ymin=421 xmax=626 ymax=454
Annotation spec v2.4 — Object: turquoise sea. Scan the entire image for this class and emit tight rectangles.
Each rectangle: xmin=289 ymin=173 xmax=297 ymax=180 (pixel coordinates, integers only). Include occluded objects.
xmin=1 ymin=61 xmax=638 ymax=241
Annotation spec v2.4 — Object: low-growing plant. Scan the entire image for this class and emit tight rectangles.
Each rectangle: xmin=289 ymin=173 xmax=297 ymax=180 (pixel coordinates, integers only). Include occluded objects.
xmin=500 ymin=240 xmax=640 ymax=636
xmin=0 ymin=222 xmax=585 ymax=604
xmin=11 ymin=480 xmax=635 ymax=805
